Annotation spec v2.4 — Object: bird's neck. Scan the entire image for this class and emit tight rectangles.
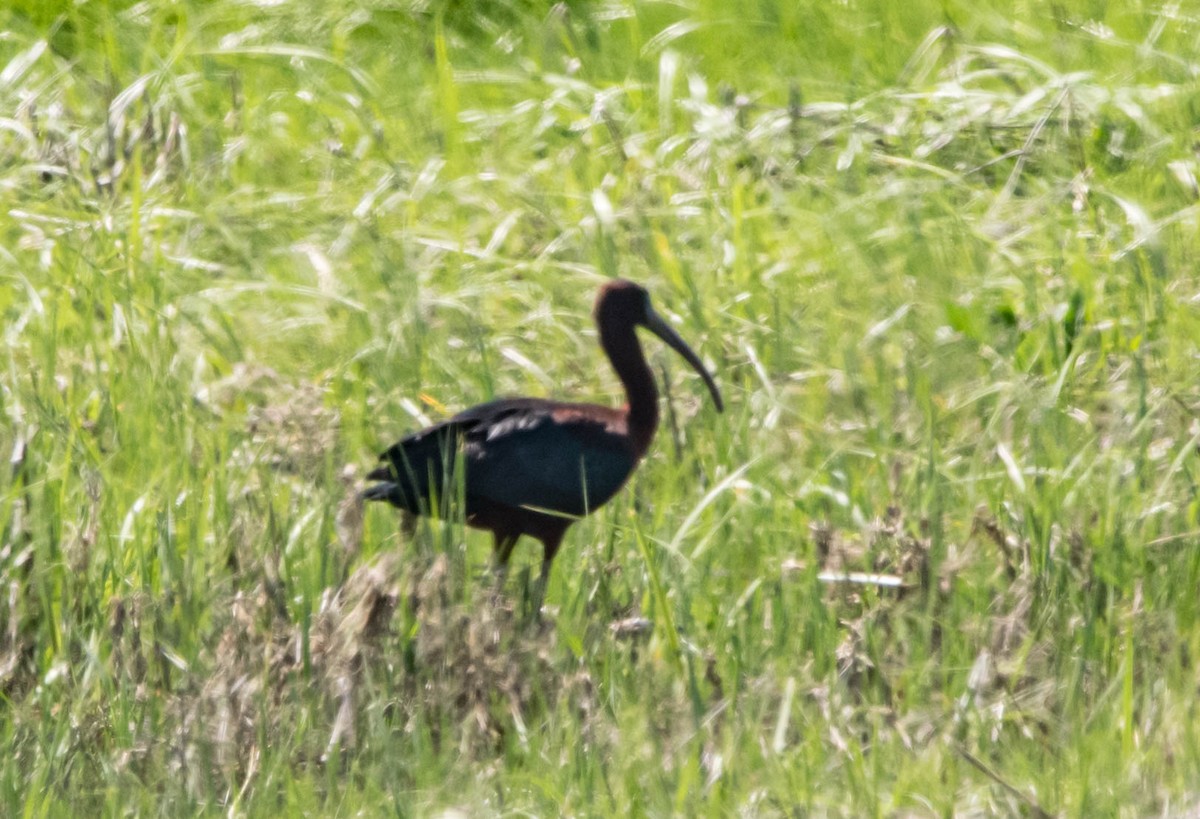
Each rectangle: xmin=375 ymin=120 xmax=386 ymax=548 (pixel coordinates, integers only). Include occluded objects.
xmin=600 ymin=322 xmax=658 ymax=456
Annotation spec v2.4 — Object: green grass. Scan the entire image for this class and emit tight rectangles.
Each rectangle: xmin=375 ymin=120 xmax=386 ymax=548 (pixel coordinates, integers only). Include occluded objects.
xmin=2 ymin=0 xmax=1199 ymax=814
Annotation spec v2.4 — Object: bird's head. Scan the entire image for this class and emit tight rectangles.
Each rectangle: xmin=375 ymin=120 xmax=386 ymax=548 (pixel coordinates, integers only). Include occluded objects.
xmin=594 ymin=279 xmax=651 ymax=323
xmin=595 ymin=279 xmax=724 ymax=413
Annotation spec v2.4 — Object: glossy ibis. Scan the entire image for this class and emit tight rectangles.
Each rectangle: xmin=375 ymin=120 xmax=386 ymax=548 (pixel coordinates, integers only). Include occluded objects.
xmin=363 ymin=279 xmax=723 ymax=590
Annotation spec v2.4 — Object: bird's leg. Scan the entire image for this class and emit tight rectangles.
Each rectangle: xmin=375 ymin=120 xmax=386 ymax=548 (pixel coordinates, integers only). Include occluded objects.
xmin=483 ymin=531 xmax=519 ymax=610
xmin=529 ymin=528 xmax=566 ymax=617
xmin=399 ymin=510 xmax=418 ymax=539
xmin=491 ymin=531 xmax=520 ymax=584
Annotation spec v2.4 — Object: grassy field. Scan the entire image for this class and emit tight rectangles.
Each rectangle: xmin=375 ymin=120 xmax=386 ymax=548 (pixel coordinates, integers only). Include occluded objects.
xmin=2 ymin=0 xmax=1199 ymax=814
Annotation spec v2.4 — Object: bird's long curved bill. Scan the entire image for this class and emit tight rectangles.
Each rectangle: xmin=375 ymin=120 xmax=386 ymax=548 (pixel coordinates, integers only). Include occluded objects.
xmin=644 ymin=307 xmax=724 ymax=412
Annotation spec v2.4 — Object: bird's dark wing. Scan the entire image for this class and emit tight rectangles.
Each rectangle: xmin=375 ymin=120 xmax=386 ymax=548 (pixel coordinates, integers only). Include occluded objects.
xmin=364 ymin=398 xmax=637 ymax=519
xmin=362 ymin=416 xmax=468 ymax=514
xmin=363 ymin=400 xmax=540 ymax=512
xmin=461 ymin=403 xmax=637 ymax=519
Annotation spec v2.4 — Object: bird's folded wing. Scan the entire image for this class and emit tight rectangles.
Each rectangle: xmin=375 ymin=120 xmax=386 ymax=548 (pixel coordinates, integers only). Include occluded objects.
xmin=462 ymin=405 xmax=635 ymax=518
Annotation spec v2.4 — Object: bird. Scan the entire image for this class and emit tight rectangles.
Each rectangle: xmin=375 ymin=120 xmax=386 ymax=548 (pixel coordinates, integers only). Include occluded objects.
xmin=362 ymin=279 xmax=723 ymax=592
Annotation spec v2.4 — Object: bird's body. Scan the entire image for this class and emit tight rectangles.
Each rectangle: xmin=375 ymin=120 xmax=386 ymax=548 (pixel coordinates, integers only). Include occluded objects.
xmin=364 ymin=280 xmax=723 ymax=584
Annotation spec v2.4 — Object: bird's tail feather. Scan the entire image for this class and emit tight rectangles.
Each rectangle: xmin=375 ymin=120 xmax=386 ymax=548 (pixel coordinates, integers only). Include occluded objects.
xmin=362 ymin=426 xmax=462 ymax=515
xmin=360 ymin=481 xmax=399 ymax=503
xmin=366 ymin=464 xmax=392 ymax=482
